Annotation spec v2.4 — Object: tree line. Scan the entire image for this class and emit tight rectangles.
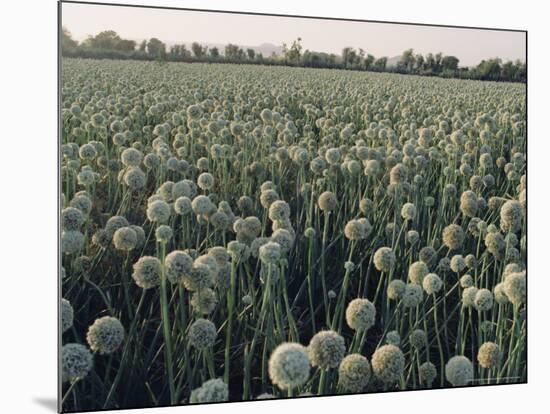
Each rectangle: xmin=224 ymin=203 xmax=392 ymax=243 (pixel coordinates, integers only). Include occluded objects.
xmin=62 ymin=29 xmax=526 ymax=83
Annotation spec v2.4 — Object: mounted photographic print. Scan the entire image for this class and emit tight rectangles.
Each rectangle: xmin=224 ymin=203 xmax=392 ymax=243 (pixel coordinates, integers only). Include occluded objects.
xmin=59 ymin=1 xmax=527 ymax=412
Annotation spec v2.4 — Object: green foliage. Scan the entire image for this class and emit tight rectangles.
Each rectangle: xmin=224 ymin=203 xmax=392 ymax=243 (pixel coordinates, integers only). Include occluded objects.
xmin=224 ymin=43 xmax=245 ymax=61
xmin=61 ymin=27 xmax=79 ymax=55
xmin=191 ymin=42 xmax=207 ymax=58
xmin=60 ymin=29 xmax=525 ymax=83
xmin=374 ymin=56 xmax=388 ymax=71
xmin=398 ymin=48 xmax=416 ymax=72
xmin=282 ymin=37 xmax=303 ymax=65
xmin=147 ymin=38 xmax=166 ymax=60
xmin=81 ymin=30 xmax=136 ymax=52
xmin=209 ymin=47 xmax=220 ymax=59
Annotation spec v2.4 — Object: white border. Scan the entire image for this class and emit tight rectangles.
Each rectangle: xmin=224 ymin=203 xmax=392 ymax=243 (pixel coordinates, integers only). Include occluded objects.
xmin=1 ymin=0 xmax=547 ymax=413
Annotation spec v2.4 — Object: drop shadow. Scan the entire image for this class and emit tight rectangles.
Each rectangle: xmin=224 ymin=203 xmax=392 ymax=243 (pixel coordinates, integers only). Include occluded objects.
xmin=33 ymin=397 xmax=58 ymax=412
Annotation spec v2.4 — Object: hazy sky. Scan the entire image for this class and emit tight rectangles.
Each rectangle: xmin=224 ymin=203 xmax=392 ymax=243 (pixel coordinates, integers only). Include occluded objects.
xmin=62 ymin=2 xmax=526 ymax=66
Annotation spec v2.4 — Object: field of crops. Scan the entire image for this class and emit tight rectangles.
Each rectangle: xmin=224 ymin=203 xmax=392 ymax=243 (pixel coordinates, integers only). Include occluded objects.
xmin=60 ymin=58 xmax=526 ymax=411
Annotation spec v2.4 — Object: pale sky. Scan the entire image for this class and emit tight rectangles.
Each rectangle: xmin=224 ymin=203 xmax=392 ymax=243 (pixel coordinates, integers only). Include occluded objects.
xmin=61 ymin=2 xmax=526 ymax=66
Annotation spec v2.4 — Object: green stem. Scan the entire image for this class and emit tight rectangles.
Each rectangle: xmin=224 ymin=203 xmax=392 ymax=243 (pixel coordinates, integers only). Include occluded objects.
xmin=159 ymin=242 xmax=176 ymax=404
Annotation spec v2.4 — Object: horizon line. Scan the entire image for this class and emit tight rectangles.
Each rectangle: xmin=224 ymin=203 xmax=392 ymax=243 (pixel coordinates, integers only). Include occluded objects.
xmin=62 ymin=25 xmax=527 ymax=67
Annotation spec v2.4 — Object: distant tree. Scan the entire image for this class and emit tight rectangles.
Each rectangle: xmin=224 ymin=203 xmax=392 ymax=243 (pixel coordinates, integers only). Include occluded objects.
xmin=77 ymin=30 xmax=139 ymax=56
xmin=301 ymin=50 xmax=313 ymax=67
xmin=356 ymin=49 xmax=366 ymax=69
xmin=147 ymin=38 xmax=166 ymax=59
xmin=434 ymin=52 xmax=443 ymax=72
xmin=425 ymin=53 xmax=435 ymax=73
xmin=61 ymin=27 xmax=79 ymax=54
xmin=374 ymin=56 xmax=388 ymax=71
xmin=398 ymin=48 xmax=415 ymax=72
xmin=180 ymin=45 xmax=190 ymax=59
xmin=415 ymin=54 xmax=425 ymax=72
xmin=61 ymin=28 xmax=524 ymax=83
xmin=83 ymin=30 xmax=121 ymax=50
xmin=457 ymin=67 xmax=470 ymax=79
xmin=364 ymin=54 xmax=375 ymax=70
xmin=342 ymin=47 xmax=358 ymax=69
xmin=282 ymin=37 xmax=302 ymax=65
xmin=169 ymin=45 xmax=178 ymax=59
xmin=117 ymin=39 xmax=136 ymax=52
xmin=225 ymin=44 xmax=245 ymax=61
xmin=170 ymin=44 xmax=189 ymax=60
xmin=191 ymin=42 xmax=207 ymax=59
xmin=475 ymin=58 xmax=502 ymax=80
xmin=501 ymin=61 xmax=515 ymax=80
xmin=514 ymin=60 xmax=526 ymax=82
xmin=441 ymin=55 xmax=459 ymax=72
xmin=501 ymin=60 xmax=526 ymax=82
xmin=303 ymin=50 xmax=329 ymax=68
xmin=209 ymin=47 xmax=220 ymax=59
